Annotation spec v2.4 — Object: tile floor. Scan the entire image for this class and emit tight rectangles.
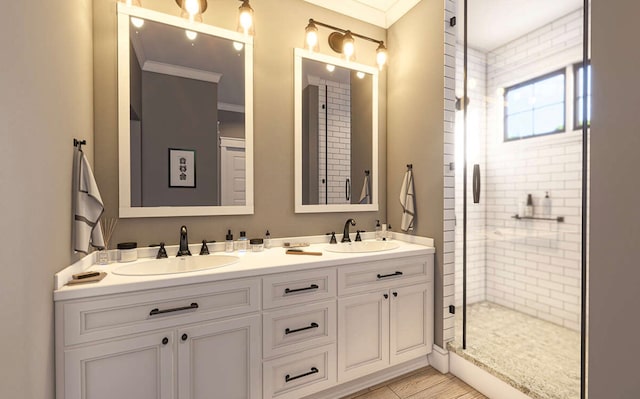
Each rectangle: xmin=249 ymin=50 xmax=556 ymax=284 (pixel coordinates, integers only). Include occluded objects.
xmin=340 ymin=367 xmax=486 ymax=399
xmin=448 ymin=301 xmax=581 ymax=399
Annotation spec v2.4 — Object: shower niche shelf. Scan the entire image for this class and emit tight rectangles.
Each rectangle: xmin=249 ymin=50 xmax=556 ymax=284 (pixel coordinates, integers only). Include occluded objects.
xmin=512 ymin=214 xmax=565 ymax=223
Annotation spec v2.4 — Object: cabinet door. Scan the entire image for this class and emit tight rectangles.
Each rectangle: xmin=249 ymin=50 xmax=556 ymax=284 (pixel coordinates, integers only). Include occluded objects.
xmin=178 ymin=315 xmax=261 ymax=399
xmin=389 ymin=284 xmax=433 ymax=365
xmin=337 ymin=291 xmax=389 ymax=382
xmin=64 ymin=331 xmax=174 ymax=399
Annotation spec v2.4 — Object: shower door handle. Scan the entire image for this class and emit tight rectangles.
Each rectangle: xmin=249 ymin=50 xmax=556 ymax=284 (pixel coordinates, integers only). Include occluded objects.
xmin=473 ymin=164 xmax=481 ymax=204
xmin=345 ymin=178 xmax=351 ymax=201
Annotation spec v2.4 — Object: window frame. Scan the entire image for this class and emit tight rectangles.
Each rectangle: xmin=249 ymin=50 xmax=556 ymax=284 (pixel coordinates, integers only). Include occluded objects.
xmin=573 ymin=60 xmax=591 ymax=130
xmin=503 ymin=68 xmax=567 ymax=142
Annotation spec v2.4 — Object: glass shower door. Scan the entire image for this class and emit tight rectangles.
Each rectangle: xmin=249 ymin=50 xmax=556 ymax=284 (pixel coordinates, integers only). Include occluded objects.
xmin=453 ymin=1 xmax=589 ymax=398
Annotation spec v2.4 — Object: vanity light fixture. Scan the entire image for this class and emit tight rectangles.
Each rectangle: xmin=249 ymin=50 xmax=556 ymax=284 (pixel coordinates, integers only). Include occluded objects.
xmin=304 ymin=18 xmax=388 ymax=69
xmin=238 ymin=0 xmax=255 ymax=36
xmin=175 ymin=0 xmax=207 ymax=23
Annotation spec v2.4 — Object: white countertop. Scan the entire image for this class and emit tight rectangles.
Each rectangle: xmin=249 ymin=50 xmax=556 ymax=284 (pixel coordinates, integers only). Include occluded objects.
xmin=54 ymin=238 xmax=435 ymax=302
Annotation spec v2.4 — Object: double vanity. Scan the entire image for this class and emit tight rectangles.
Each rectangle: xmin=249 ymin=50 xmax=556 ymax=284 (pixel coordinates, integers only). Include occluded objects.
xmin=54 ymin=237 xmax=434 ymax=399
xmin=62 ymin=3 xmax=434 ymax=398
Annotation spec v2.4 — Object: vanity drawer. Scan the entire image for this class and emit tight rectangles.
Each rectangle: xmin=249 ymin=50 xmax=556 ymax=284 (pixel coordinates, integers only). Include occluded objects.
xmin=263 ymin=344 xmax=336 ymax=399
xmin=263 ymin=300 xmax=336 ymax=358
xmin=338 ymin=256 xmax=432 ymax=296
xmin=263 ymin=268 xmax=336 ymax=309
xmin=61 ymin=277 xmax=260 ymax=346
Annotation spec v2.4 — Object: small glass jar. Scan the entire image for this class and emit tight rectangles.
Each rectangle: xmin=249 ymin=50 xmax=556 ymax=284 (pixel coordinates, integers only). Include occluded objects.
xmin=97 ymin=249 xmax=110 ymax=265
xmin=250 ymin=238 xmax=264 ymax=252
xmin=117 ymin=242 xmax=138 ymax=262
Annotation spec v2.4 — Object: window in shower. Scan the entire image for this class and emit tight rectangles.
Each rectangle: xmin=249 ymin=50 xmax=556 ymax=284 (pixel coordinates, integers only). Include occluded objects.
xmin=574 ymin=62 xmax=592 ymax=129
xmin=504 ymin=69 xmax=566 ymax=141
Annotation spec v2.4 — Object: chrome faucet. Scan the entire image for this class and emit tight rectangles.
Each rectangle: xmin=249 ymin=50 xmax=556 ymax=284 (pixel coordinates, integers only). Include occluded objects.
xmin=177 ymin=225 xmax=192 ymax=256
xmin=342 ymin=219 xmax=356 ymax=242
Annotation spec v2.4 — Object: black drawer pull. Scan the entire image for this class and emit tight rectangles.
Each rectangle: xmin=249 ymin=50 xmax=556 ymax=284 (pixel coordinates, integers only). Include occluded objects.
xmin=285 ymin=322 xmax=319 ymax=335
xmin=377 ymin=271 xmax=403 ymax=279
xmin=149 ymin=302 xmax=199 ymax=316
xmin=284 ymin=284 xmax=319 ymax=294
xmin=285 ymin=367 xmax=319 ymax=383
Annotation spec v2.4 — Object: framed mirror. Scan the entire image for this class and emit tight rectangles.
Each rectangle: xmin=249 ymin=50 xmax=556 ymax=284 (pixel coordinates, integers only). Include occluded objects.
xmin=117 ymin=5 xmax=253 ymax=218
xmin=294 ymin=49 xmax=379 ymax=213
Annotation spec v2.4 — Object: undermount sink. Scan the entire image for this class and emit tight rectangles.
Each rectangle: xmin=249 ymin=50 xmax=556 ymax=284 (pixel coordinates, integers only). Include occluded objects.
xmin=324 ymin=240 xmax=400 ymax=253
xmin=112 ymin=255 xmax=240 ymax=276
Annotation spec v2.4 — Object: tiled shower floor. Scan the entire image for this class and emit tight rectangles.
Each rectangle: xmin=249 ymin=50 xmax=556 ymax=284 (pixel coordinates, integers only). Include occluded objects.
xmin=447 ymin=302 xmax=581 ymax=399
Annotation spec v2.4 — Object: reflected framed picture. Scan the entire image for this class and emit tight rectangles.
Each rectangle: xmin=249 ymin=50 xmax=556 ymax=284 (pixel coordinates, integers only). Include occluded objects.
xmin=169 ymin=148 xmax=196 ymax=188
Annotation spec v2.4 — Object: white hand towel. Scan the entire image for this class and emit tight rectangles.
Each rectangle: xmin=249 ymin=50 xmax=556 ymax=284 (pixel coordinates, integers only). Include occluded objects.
xmin=359 ymin=174 xmax=371 ymax=204
xmin=73 ymin=149 xmax=105 ymax=253
xmin=399 ymin=169 xmax=415 ymax=232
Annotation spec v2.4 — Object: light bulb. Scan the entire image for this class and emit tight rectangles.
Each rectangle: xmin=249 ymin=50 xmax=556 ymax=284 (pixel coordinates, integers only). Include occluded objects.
xmin=376 ymin=43 xmax=387 ymax=70
xmin=233 ymin=41 xmax=244 ymax=51
xmin=186 ymin=30 xmax=198 ymax=40
xmin=240 ymin=12 xmax=252 ymax=33
xmin=326 ymin=64 xmax=336 ymax=72
xmin=131 ymin=17 xmax=145 ymax=28
xmin=342 ymin=32 xmax=355 ymax=61
xmin=356 ymin=71 xmax=365 ymax=79
xmin=238 ymin=0 xmax=254 ymax=35
xmin=305 ymin=21 xmax=319 ymax=52
xmin=306 ymin=31 xmax=318 ymax=50
xmin=185 ymin=0 xmax=200 ymax=16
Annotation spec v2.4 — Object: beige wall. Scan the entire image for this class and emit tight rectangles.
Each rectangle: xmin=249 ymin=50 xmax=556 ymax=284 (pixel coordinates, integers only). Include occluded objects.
xmin=387 ymin=0 xmax=445 ymax=346
xmin=94 ymin=0 xmax=387 ymax=246
xmin=589 ymin=0 xmax=640 ymax=395
xmin=0 ymin=1 xmax=93 ymax=398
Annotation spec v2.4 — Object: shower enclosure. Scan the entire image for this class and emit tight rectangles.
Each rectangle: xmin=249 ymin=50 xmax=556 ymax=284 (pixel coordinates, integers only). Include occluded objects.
xmin=449 ymin=1 xmax=589 ymax=398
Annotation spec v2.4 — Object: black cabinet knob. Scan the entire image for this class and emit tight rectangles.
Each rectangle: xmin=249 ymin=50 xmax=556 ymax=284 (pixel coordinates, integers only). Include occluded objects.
xmin=162 ymin=337 xmax=169 ymax=345
xmin=181 ymin=333 xmax=188 ymax=341
xmin=383 ymin=294 xmax=389 ymax=299
xmin=393 ymin=292 xmax=398 ymax=297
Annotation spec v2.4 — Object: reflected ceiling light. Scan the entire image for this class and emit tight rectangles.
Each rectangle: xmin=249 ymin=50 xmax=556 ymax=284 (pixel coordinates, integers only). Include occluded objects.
xmin=326 ymin=64 xmax=336 ymax=72
xmin=304 ymin=19 xmax=387 ymax=68
xmin=238 ymin=0 xmax=255 ymax=36
xmin=130 ymin=17 xmax=145 ymax=28
xmin=185 ymin=30 xmax=198 ymax=40
xmin=233 ymin=41 xmax=244 ymax=51
xmin=356 ymin=71 xmax=365 ymax=79
xmin=175 ymin=0 xmax=207 ymax=23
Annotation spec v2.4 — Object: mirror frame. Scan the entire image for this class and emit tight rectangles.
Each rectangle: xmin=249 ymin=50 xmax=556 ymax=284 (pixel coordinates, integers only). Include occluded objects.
xmin=117 ymin=4 xmax=254 ymax=218
xmin=294 ymin=48 xmax=379 ymax=213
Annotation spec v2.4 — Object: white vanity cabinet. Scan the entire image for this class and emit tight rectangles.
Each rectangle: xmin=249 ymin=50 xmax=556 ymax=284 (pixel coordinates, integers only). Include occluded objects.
xmin=337 ymin=256 xmax=434 ymax=383
xmin=63 ymin=330 xmax=175 ymax=399
xmin=261 ymin=268 xmax=338 ymax=399
xmin=56 ymin=245 xmax=434 ymax=399
xmin=55 ymin=277 xmax=262 ymax=399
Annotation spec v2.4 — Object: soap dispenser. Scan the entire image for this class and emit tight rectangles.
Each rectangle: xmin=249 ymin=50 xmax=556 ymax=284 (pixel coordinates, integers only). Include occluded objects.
xmin=525 ymin=194 xmax=534 ymax=217
xmin=264 ymin=230 xmax=272 ymax=249
xmin=375 ymin=220 xmax=382 ymax=241
xmin=542 ymin=192 xmax=552 ymax=217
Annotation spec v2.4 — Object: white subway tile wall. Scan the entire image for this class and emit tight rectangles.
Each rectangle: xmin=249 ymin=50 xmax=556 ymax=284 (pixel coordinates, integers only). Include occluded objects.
xmin=449 ymin=7 xmax=586 ymax=337
xmin=443 ymin=0 xmax=457 ymax=343
xmin=317 ymin=79 xmax=352 ymax=204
